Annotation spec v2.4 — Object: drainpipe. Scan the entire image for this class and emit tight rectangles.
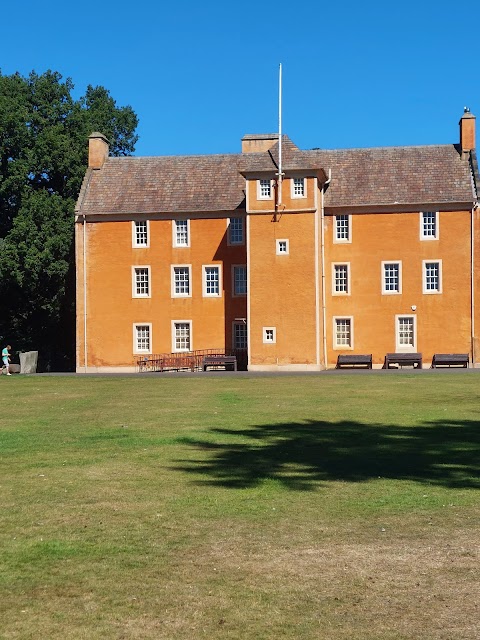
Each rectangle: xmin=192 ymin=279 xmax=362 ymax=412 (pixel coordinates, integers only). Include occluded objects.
xmin=83 ymin=215 xmax=88 ymax=372
xmin=321 ymin=170 xmax=332 ymax=369
xmin=472 ymin=205 xmax=476 ymax=367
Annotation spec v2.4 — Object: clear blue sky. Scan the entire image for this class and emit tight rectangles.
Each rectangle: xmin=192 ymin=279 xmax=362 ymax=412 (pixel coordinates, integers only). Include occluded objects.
xmin=2 ymin=0 xmax=478 ymax=157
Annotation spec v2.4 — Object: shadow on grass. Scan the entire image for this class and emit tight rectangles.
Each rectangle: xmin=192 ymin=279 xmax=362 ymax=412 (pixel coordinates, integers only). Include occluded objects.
xmin=175 ymin=419 xmax=480 ymax=490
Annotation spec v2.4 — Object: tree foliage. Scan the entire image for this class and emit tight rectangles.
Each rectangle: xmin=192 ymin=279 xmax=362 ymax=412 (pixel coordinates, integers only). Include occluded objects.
xmin=0 ymin=70 xmax=138 ymax=369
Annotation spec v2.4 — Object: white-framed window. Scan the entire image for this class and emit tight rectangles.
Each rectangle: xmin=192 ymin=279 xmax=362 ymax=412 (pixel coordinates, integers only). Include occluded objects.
xmin=132 ymin=220 xmax=149 ymax=247
xmin=420 ymin=211 xmax=438 ymax=240
xmin=133 ymin=323 xmax=151 ymax=353
xmin=276 ymin=239 xmax=289 ymax=255
xmin=203 ymin=265 xmax=221 ymax=297
xmin=332 ymin=263 xmax=350 ymax=295
xmin=382 ymin=261 xmax=402 ymax=294
xmin=291 ymin=177 xmax=306 ymax=198
xmin=423 ymin=260 xmax=442 ymax=293
xmin=228 ymin=217 xmax=244 ymax=245
xmin=334 ymin=214 xmax=351 ymax=243
xmin=172 ymin=321 xmax=191 ymax=352
xmin=396 ymin=315 xmax=416 ymax=351
xmin=172 ymin=265 xmax=191 ymax=297
xmin=263 ymin=327 xmax=276 ymax=344
xmin=233 ymin=322 xmax=247 ymax=349
xmin=233 ymin=265 xmax=247 ymax=296
xmin=333 ymin=317 xmax=353 ymax=349
xmin=132 ymin=266 xmax=151 ymax=298
xmin=258 ymin=179 xmax=273 ymax=199
xmin=173 ymin=219 xmax=190 ymax=247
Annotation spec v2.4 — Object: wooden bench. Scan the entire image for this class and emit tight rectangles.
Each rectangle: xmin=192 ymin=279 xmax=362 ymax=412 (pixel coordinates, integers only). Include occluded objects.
xmin=384 ymin=353 xmax=422 ymax=369
xmin=431 ymin=353 xmax=469 ymax=368
xmin=336 ymin=354 xmax=372 ymax=369
xmin=203 ymin=355 xmax=237 ymax=372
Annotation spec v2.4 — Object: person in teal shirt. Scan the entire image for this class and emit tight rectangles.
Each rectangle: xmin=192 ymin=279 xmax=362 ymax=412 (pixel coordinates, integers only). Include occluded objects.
xmin=2 ymin=345 xmax=12 ymax=375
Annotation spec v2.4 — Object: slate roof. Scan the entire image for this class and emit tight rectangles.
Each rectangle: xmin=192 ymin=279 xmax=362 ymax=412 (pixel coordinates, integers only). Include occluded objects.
xmin=77 ymin=137 xmax=476 ymax=217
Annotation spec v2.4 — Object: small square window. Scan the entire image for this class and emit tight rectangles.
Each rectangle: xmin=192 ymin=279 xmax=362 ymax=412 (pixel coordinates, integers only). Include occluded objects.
xmin=133 ymin=221 xmax=149 ymax=247
xmin=420 ymin=212 xmax=438 ymax=240
xmin=228 ymin=218 xmax=244 ymax=245
xmin=276 ymin=239 xmax=289 ymax=255
xmin=258 ymin=179 xmax=272 ymax=199
xmin=132 ymin=266 xmax=150 ymax=298
xmin=263 ymin=327 xmax=276 ymax=344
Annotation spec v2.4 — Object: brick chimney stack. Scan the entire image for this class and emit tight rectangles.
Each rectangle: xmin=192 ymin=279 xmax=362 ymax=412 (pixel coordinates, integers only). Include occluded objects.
xmin=88 ymin=132 xmax=109 ymax=169
xmin=459 ymin=108 xmax=475 ymax=157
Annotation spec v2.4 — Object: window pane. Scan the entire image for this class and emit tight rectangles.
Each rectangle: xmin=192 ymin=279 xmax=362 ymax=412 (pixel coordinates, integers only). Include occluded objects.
xmin=335 ymin=319 xmax=351 ymax=346
xmin=425 ymin=262 xmax=439 ymax=291
xmin=293 ymin=177 xmax=304 ymax=196
xmin=229 ymin=218 xmax=244 ymax=244
xmin=422 ymin=212 xmax=437 ymax=238
xmin=136 ymin=325 xmax=150 ymax=352
xmin=175 ymin=322 xmax=190 ymax=351
xmin=398 ymin=317 xmax=414 ymax=346
xmin=175 ymin=220 xmax=189 ymax=246
xmin=234 ymin=266 xmax=247 ymax=295
xmin=135 ymin=221 xmax=148 ymax=246
xmin=174 ymin=267 xmax=190 ymax=295
xmin=233 ymin=323 xmax=247 ymax=349
xmin=205 ymin=266 xmax=219 ymax=295
xmin=384 ymin=263 xmax=399 ymax=292
xmin=259 ymin=179 xmax=271 ymax=198
xmin=336 ymin=215 xmax=349 ymax=240
xmin=135 ymin=268 xmax=149 ymax=296
xmin=334 ymin=265 xmax=348 ymax=293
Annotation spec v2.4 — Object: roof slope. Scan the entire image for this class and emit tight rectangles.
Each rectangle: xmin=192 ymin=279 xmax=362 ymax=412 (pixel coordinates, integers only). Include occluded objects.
xmin=77 ymin=139 xmax=475 ymax=216
xmin=79 ymin=154 xmax=247 ymax=215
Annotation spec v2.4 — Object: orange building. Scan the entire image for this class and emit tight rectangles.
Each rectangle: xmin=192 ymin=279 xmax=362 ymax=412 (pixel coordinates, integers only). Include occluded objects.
xmin=75 ymin=110 xmax=480 ymax=371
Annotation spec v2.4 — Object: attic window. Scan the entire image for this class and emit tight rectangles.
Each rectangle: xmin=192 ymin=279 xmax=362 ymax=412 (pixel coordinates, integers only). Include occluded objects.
xmin=258 ymin=179 xmax=272 ymax=199
xmin=292 ymin=177 xmax=305 ymax=198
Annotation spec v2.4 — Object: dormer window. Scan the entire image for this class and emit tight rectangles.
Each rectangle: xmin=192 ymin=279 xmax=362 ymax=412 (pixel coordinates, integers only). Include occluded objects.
xmin=292 ymin=177 xmax=306 ymax=198
xmin=258 ymin=179 xmax=272 ymax=199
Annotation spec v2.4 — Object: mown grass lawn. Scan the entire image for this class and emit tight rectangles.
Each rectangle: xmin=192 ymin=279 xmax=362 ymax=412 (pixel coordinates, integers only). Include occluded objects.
xmin=0 ymin=372 xmax=479 ymax=639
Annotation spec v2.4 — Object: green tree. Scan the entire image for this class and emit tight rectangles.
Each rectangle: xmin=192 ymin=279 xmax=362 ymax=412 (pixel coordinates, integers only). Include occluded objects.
xmin=0 ymin=70 xmax=138 ymax=369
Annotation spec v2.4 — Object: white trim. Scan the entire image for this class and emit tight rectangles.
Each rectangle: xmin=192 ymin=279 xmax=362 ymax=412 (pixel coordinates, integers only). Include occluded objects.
xmin=133 ymin=323 xmax=152 ymax=354
xmin=257 ymin=179 xmax=273 ymax=200
xmin=132 ymin=265 xmax=151 ymax=298
xmin=246 ymin=215 xmax=251 ymax=368
xmin=171 ymin=320 xmax=192 ymax=352
xmin=420 ymin=211 xmax=439 ymax=241
xmin=232 ymin=264 xmax=247 ymax=296
xmin=422 ymin=259 xmax=442 ymax=294
xmin=172 ymin=219 xmax=190 ymax=247
xmin=333 ymin=214 xmax=351 ymax=244
xmin=290 ymin=177 xmax=306 ymax=199
xmin=171 ymin=264 xmax=192 ymax=298
xmin=332 ymin=262 xmax=350 ymax=296
xmin=333 ymin=316 xmax=354 ymax=350
xmin=132 ymin=220 xmax=150 ymax=248
xmin=202 ymin=264 xmax=222 ymax=297
xmin=381 ymin=260 xmax=402 ymax=295
xmin=263 ymin=327 xmax=276 ymax=344
xmin=276 ymin=239 xmax=289 ymax=255
xmin=227 ymin=217 xmax=245 ymax=246
xmin=395 ymin=315 xmax=417 ymax=351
